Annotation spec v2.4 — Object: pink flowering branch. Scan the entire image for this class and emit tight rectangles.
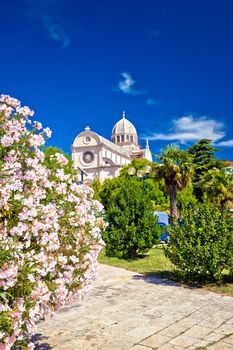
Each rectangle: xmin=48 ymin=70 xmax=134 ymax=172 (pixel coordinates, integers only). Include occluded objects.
xmin=0 ymin=94 xmax=106 ymax=349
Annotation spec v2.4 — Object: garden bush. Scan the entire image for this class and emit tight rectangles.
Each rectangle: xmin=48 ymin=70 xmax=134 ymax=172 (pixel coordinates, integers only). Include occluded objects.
xmin=0 ymin=95 xmax=105 ymax=349
xmin=164 ymin=202 xmax=233 ymax=283
xmin=101 ymin=177 xmax=161 ymax=258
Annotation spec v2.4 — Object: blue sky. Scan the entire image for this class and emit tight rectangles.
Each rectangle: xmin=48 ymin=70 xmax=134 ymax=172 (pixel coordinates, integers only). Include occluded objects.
xmin=1 ymin=0 xmax=233 ymax=160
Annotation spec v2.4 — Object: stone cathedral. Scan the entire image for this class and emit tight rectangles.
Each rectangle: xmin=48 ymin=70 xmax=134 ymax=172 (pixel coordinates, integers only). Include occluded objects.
xmin=72 ymin=112 xmax=152 ymax=182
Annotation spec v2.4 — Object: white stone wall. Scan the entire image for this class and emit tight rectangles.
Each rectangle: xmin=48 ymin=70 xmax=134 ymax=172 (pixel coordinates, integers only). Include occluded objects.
xmin=72 ymin=130 xmax=131 ymax=182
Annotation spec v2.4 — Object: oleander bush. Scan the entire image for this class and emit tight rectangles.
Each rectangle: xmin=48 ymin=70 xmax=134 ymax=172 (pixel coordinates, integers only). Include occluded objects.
xmin=0 ymin=95 xmax=105 ymax=349
xmin=164 ymin=202 xmax=233 ymax=283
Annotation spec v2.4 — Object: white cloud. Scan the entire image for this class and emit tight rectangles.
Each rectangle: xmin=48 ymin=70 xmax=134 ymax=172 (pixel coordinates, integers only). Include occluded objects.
xmin=42 ymin=14 xmax=71 ymax=49
xmin=118 ymin=72 xmax=135 ymax=93
xmin=146 ymin=98 xmax=159 ymax=105
xmin=23 ymin=0 xmax=71 ymax=49
xmin=216 ymin=139 xmax=233 ymax=147
xmin=118 ymin=72 xmax=145 ymax=95
xmin=144 ymin=115 xmax=227 ymax=144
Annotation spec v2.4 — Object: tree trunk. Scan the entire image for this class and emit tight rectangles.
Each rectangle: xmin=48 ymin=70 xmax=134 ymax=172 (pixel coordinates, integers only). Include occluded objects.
xmin=169 ymin=184 xmax=179 ymax=223
xmin=127 ymin=245 xmax=137 ymax=258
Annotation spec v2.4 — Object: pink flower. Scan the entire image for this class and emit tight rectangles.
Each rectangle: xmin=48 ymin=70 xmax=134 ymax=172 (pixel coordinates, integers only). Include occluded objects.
xmin=33 ymin=121 xmax=42 ymax=130
xmin=16 ymin=106 xmax=34 ymax=117
xmin=55 ymin=153 xmax=68 ymax=165
xmin=0 ymin=342 xmax=9 ymax=350
xmin=43 ymin=127 xmax=52 ymax=138
xmin=0 ymin=104 xmax=13 ymax=118
xmin=1 ymin=135 xmax=14 ymax=147
xmin=29 ymin=134 xmax=45 ymax=147
xmin=10 ymin=222 xmax=29 ymax=237
xmin=0 ymin=263 xmax=18 ymax=290
xmin=0 ymin=94 xmax=20 ymax=108
xmin=0 ymin=94 xmax=106 ymax=349
xmin=35 ymin=149 xmax=45 ymax=161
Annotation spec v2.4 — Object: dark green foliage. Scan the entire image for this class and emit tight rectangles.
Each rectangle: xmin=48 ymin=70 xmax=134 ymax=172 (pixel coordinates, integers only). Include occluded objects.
xmin=176 ymin=186 xmax=198 ymax=212
xmin=97 ymin=177 xmax=122 ymax=209
xmin=145 ymin=178 xmax=168 ymax=206
xmin=101 ymin=177 xmax=161 ymax=258
xmin=188 ymin=139 xmax=221 ymax=175
xmin=91 ymin=178 xmax=102 ymax=201
xmin=188 ymin=139 xmax=223 ymax=199
xmin=165 ymin=202 xmax=233 ymax=283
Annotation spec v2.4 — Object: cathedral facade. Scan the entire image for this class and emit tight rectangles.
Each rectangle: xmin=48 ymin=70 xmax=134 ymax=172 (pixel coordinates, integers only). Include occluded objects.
xmin=72 ymin=112 xmax=152 ymax=182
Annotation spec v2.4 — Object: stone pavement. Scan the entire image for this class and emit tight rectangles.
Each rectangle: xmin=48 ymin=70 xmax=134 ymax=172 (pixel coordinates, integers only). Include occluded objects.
xmin=35 ymin=264 xmax=233 ymax=350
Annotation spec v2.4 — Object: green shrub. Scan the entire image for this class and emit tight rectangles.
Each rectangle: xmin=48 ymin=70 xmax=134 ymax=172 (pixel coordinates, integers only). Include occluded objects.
xmin=102 ymin=177 xmax=161 ymax=258
xmin=164 ymin=202 xmax=233 ymax=283
xmin=176 ymin=186 xmax=198 ymax=212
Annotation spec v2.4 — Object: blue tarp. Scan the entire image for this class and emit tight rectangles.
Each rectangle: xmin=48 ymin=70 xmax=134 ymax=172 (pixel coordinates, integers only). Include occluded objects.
xmin=154 ymin=211 xmax=169 ymax=242
xmin=154 ymin=211 xmax=169 ymax=225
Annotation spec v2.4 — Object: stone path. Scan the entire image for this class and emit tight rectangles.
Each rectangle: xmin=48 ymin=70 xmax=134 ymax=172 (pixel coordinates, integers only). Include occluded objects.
xmin=35 ymin=264 xmax=233 ymax=350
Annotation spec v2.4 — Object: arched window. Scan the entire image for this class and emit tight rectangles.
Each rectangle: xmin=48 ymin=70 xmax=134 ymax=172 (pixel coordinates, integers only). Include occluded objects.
xmin=130 ymin=135 xmax=133 ymax=142
xmin=117 ymin=135 xmax=120 ymax=142
xmin=121 ymin=135 xmax=124 ymax=142
xmin=126 ymin=135 xmax=129 ymax=141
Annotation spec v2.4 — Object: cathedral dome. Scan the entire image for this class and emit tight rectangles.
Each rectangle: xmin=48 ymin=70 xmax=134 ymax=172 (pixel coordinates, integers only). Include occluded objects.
xmin=112 ymin=112 xmax=138 ymax=147
xmin=112 ymin=112 xmax=137 ymax=135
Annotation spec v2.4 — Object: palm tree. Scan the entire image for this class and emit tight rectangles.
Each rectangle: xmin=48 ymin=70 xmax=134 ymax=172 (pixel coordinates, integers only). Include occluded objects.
xmin=154 ymin=144 xmax=194 ymax=222
xmin=198 ymin=168 xmax=233 ymax=206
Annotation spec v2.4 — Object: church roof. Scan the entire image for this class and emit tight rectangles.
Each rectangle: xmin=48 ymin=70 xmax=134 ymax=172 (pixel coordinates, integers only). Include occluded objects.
xmin=99 ymin=135 xmax=130 ymax=156
xmin=112 ymin=112 xmax=137 ymax=136
xmin=73 ymin=127 xmax=130 ymax=157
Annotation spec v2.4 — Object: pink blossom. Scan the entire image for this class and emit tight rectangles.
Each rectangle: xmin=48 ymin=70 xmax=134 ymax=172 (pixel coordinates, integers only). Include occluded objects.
xmin=0 ymin=263 xmax=18 ymax=289
xmin=16 ymin=106 xmax=34 ymax=117
xmin=4 ymin=150 xmax=18 ymax=162
xmin=10 ymin=223 xmax=29 ymax=237
xmin=56 ymin=168 xmax=68 ymax=181
xmin=0 ymin=94 xmax=20 ymax=108
xmin=93 ymin=199 xmax=104 ymax=211
xmin=28 ymin=274 xmax=35 ymax=282
xmin=35 ymin=148 xmax=45 ymax=161
xmin=33 ymin=121 xmax=42 ymax=130
xmin=0 ymin=342 xmax=10 ymax=350
xmin=55 ymin=153 xmax=68 ymax=165
xmin=43 ymin=127 xmax=52 ymax=138
xmin=1 ymin=135 xmax=14 ymax=147
xmin=29 ymin=134 xmax=45 ymax=147
xmin=0 ymin=94 xmax=105 ymax=349
xmin=0 ymin=304 xmax=10 ymax=312
xmin=0 ymin=104 xmax=13 ymax=118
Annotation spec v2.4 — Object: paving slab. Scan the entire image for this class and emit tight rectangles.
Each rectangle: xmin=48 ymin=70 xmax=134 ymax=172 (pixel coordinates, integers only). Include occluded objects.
xmin=34 ymin=264 xmax=233 ymax=350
